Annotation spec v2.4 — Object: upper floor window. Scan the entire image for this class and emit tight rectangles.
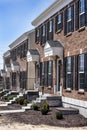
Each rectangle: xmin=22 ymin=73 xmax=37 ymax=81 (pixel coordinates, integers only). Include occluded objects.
xmin=37 ymin=29 xmax=39 ymax=37
xmin=80 ymin=0 xmax=85 ymax=14
xmin=43 ymin=25 xmax=45 ymax=36
xmin=48 ymin=61 xmax=52 ymax=75
xmin=79 ymin=54 xmax=84 ymax=72
xmin=67 ymin=57 xmax=71 ymax=73
xmin=58 ymin=14 xmax=62 ymax=24
xmin=49 ymin=20 xmax=53 ymax=32
xmin=68 ymin=7 xmax=72 ymax=21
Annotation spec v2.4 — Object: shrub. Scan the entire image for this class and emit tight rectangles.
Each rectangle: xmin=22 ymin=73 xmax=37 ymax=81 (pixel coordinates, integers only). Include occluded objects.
xmin=24 ymin=99 xmax=29 ymax=106
xmin=31 ymin=103 xmax=39 ymax=111
xmin=16 ymin=97 xmax=29 ymax=105
xmin=40 ymin=101 xmax=49 ymax=115
xmin=56 ymin=111 xmax=63 ymax=119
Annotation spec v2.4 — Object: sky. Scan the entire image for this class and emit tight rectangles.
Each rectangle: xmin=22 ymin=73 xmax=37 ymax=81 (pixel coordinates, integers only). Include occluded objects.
xmin=0 ymin=0 xmax=55 ymax=69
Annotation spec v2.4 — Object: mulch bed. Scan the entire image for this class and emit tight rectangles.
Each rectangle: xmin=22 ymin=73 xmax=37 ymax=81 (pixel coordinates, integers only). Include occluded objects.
xmin=1 ymin=107 xmax=87 ymax=127
xmin=0 ymin=104 xmax=22 ymax=110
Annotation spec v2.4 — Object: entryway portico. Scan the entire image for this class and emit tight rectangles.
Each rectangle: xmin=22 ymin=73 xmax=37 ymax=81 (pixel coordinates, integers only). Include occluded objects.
xmin=44 ymin=40 xmax=63 ymax=94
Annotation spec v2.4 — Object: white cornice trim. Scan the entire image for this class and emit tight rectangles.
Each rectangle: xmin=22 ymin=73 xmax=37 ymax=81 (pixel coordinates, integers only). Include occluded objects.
xmin=9 ymin=29 xmax=34 ymax=49
xmin=32 ymin=0 xmax=73 ymax=27
xmin=3 ymin=50 xmax=10 ymax=57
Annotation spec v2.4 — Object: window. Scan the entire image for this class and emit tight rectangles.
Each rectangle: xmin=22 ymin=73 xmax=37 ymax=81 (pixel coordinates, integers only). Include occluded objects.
xmin=67 ymin=7 xmax=73 ymax=33
xmin=58 ymin=14 xmax=61 ymax=24
xmin=48 ymin=61 xmax=52 ymax=75
xmin=43 ymin=25 xmax=45 ymax=36
xmin=67 ymin=57 xmax=71 ymax=73
xmin=80 ymin=0 xmax=85 ymax=14
xmin=68 ymin=7 xmax=72 ymax=21
xmin=42 ymin=62 xmax=44 ymax=76
xmin=37 ymin=29 xmax=39 ymax=37
xmin=49 ymin=20 xmax=53 ymax=32
xmin=79 ymin=54 xmax=84 ymax=72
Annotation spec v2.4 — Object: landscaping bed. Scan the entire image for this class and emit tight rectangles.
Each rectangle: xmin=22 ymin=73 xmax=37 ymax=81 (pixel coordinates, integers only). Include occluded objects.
xmin=0 ymin=104 xmax=22 ymax=110
xmin=1 ymin=107 xmax=87 ymax=127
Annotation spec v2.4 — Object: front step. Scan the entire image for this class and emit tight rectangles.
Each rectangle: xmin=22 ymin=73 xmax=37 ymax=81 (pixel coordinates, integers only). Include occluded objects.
xmin=34 ymin=95 xmax=62 ymax=107
xmin=46 ymin=96 xmax=62 ymax=107
xmin=56 ymin=107 xmax=79 ymax=115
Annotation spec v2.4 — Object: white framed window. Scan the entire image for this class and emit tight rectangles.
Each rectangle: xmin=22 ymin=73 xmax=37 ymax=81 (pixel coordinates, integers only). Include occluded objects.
xmin=58 ymin=14 xmax=61 ymax=24
xmin=48 ymin=61 xmax=52 ymax=75
xmin=49 ymin=20 xmax=53 ymax=32
xmin=79 ymin=54 xmax=84 ymax=72
xmin=67 ymin=57 xmax=71 ymax=73
xmin=37 ymin=29 xmax=39 ymax=37
xmin=67 ymin=7 xmax=72 ymax=22
xmin=43 ymin=25 xmax=45 ymax=36
xmin=42 ymin=62 xmax=44 ymax=76
xmin=80 ymin=0 xmax=85 ymax=14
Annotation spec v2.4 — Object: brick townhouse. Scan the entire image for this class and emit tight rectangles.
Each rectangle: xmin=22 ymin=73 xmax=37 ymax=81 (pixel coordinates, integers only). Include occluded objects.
xmin=31 ymin=0 xmax=87 ymax=117
xmin=3 ymin=29 xmax=35 ymax=91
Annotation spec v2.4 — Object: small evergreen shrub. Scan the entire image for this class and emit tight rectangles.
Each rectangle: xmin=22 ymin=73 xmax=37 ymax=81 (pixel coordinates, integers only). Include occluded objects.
xmin=16 ymin=97 xmax=29 ymax=105
xmin=24 ymin=99 xmax=29 ymax=106
xmin=31 ymin=103 xmax=39 ymax=111
xmin=56 ymin=111 xmax=63 ymax=119
xmin=40 ymin=101 xmax=49 ymax=115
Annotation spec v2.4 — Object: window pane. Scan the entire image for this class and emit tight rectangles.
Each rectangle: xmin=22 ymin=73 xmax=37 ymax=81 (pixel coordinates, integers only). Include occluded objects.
xmin=43 ymin=25 xmax=45 ymax=36
xmin=79 ymin=54 xmax=84 ymax=71
xmin=49 ymin=20 xmax=53 ymax=32
xmin=68 ymin=7 xmax=72 ymax=21
xmin=42 ymin=62 xmax=44 ymax=75
xmin=67 ymin=57 xmax=71 ymax=72
xmin=37 ymin=29 xmax=39 ymax=37
xmin=58 ymin=14 xmax=61 ymax=24
xmin=48 ymin=61 xmax=52 ymax=74
xmin=80 ymin=0 xmax=85 ymax=13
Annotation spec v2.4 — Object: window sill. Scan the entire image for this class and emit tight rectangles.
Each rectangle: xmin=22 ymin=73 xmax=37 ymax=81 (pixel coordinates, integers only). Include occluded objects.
xmin=56 ymin=29 xmax=61 ymax=34
xmin=78 ymin=26 xmax=85 ymax=32
xmin=66 ymin=32 xmax=72 ymax=37
xmin=65 ymin=88 xmax=71 ymax=92
xmin=48 ymin=86 xmax=52 ymax=89
xmin=78 ymin=89 xmax=84 ymax=94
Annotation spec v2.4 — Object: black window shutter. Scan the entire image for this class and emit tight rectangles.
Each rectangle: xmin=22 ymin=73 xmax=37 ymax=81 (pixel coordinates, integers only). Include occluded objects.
xmin=55 ymin=15 xmax=58 ymax=33
xmin=75 ymin=55 xmax=78 ymax=90
xmin=84 ymin=54 xmax=87 ymax=90
xmin=40 ymin=63 xmax=42 ymax=86
xmin=39 ymin=28 xmax=41 ymax=44
xmin=71 ymin=5 xmax=74 ymax=32
xmin=71 ymin=56 xmax=73 ymax=90
xmin=64 ymin=9 xmax=67 ymax=35
xmin=63 ymin=58 xmax=66 ymax=89
xmin=85 ymin=0 xmax=87 ymax=26
xmin=46 ymin=22 xmax=49 ymax=41
xmin=44 ymin=61 xmax=48 ymax=87
xmin=61 ymin=12 xmax=63 ymax=30
xmin=35 ymin=29 xmax=37 ymax=43
xmin=75 ymin=1 xmax=79 ymax=30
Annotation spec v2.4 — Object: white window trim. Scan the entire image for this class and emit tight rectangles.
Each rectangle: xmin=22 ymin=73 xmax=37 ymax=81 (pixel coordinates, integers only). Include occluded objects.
xmin=79 ymin=12 xmax=85 ymax=16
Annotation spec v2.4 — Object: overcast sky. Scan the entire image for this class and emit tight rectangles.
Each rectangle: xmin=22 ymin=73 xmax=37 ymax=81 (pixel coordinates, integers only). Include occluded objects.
xmin=0 ymin=0 xmax=55 ymax=69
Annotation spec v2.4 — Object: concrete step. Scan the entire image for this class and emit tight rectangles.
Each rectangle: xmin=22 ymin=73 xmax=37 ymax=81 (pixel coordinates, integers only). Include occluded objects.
xmin=22 ymin=106 xmax=31 ymax=110
xmin=56 ymin=107 xmax=79 ymax=115
xmin=0 ymin=109 xmax=25 ymax=114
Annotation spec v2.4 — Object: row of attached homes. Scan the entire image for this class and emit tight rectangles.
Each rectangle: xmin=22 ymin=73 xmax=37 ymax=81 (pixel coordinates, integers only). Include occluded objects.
xmin=0 ymin=0 xmax=87 ymax=117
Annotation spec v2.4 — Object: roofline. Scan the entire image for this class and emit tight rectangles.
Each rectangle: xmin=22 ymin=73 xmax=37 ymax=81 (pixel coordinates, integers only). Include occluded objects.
xmin=32 ymin=0 xmax=73 ymax=27
xmin=32 ymin=0 xmax=60 ymax=26
xmin=9 ymin=29 xmax=35 ymax=49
